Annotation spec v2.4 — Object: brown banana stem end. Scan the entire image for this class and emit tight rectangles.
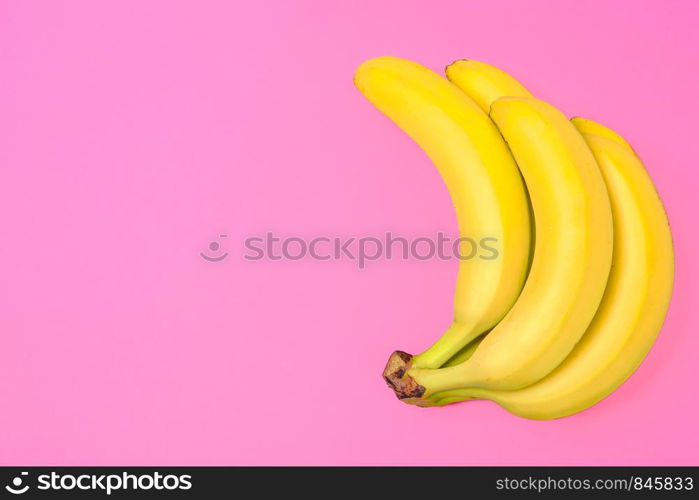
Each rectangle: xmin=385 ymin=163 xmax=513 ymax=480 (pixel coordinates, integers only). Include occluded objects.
xmin=382 ymin=351 xmax=426 ymax=400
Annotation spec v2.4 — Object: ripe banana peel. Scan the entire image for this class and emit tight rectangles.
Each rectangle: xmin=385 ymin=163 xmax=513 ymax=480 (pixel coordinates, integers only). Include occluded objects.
xmin=355 ymin=57 xmax=674 ymax=419
xmin=354 ymin=57 xmax=531 ymax=378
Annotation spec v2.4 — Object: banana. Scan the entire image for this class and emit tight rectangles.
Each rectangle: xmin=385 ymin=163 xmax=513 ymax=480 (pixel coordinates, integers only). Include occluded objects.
xmin=354 ymin=57 xmax=532 ymax=379
xmin=428 ymin=129 xmax=674 ymax=419
xmin=395 ymin=96 xmax=613 ymax=397
xmin=445 ymin=59 xmax=532 ymax=113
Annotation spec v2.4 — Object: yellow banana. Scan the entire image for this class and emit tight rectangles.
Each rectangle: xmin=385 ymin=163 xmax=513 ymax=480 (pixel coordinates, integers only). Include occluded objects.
xmin=397 ymin=96 xmax=613 ymax=397
xmin=429 ymin=129 xmax=674 ymax=419
xmin=353 ymin=57 xmax=532 ymax=381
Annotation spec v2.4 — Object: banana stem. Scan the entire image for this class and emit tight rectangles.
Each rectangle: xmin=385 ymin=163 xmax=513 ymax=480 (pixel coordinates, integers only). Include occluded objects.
xmin=382 ymin=351 xmax=425 ymax=399
xmin=383 ymin=330 xmax=486 ymax=401
xmin=442 ymin=332 xmax=487 ymax=367
xmin=410 ymin=322 xmax=480 ymax=369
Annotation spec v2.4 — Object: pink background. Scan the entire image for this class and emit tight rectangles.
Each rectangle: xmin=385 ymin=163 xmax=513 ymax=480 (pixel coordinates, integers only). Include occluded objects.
xmin=1 ymin=0 xmax=698 ymax=465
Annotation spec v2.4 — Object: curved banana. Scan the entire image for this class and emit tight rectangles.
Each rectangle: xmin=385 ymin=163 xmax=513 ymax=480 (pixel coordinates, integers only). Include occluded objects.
xmin=445 ymin=59 xmax=532 ymax=113
xmin=429 ymin=129 xmax=674 ymax=419
xmin=397 ymin=96 xmax=613 ymax=397
xmin=354 ymin=57 xmax=532 ymax=378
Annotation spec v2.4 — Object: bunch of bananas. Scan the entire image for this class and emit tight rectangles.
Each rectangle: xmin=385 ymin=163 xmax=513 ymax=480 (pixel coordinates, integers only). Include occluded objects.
xmin=354 ymin=57 xmax=674 ymax=420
